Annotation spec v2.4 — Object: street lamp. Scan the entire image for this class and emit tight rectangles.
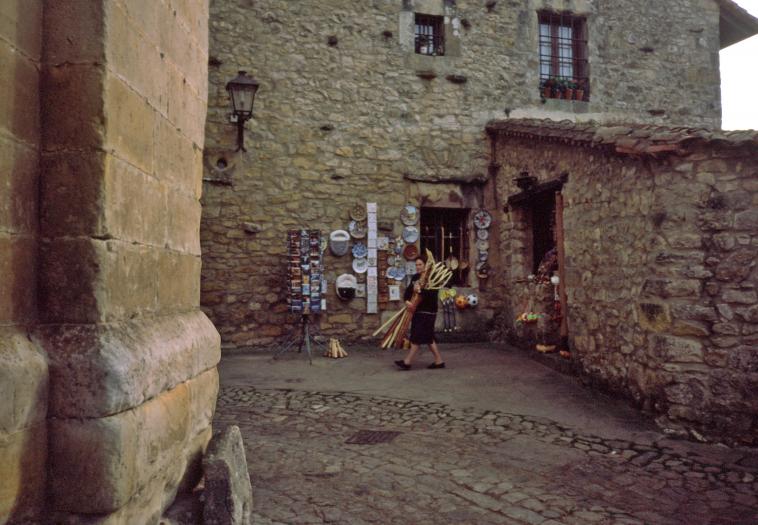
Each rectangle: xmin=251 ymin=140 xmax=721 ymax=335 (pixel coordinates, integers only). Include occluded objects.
xmin=226 ymin=70 xmax=260 ymax=152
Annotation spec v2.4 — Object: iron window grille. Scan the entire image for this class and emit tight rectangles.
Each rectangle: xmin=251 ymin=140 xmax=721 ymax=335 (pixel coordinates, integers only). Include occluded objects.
xmin=415 ymin=14 xmax=445 ymax=56
xmin=420 ymin=207 xmax=469 ymax=286
xmin=538 ymin=11 xmax=589 ymax=101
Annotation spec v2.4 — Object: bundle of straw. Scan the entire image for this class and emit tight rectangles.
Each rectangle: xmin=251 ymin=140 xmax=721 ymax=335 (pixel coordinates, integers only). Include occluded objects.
xmin=373 ymin=249 xmax=453 ymax=349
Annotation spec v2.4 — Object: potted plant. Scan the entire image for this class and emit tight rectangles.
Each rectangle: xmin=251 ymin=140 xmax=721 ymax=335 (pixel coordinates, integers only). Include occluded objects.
xmin=540 ymin=78 xmax=555 ymax=99
xmin=563 ymin=79 xmax=576 ymax=100
xmin=574 ymin=79 xmax=586 ymax=101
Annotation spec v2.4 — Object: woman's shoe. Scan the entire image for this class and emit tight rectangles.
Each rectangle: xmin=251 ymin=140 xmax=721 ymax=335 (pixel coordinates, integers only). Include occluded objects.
xmin=394 ymin=360 xmax=411 ymax=370
xmin=427 ymin=362 xmax=445 ymax=369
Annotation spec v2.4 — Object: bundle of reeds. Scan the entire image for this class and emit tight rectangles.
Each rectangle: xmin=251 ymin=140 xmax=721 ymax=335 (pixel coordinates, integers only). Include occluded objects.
xmin=324 ymin=338 xmax=348 ymax=358
xmin=373 ymin=249 xmax=452 ymax=349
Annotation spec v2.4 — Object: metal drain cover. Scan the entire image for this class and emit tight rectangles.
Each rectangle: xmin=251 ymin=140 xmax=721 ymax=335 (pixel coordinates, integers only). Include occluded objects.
xmin=345 ymin=430 xmax=401 ymax=445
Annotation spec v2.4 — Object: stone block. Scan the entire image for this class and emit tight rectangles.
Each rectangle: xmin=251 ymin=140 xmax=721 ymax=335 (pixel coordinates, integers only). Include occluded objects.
xmin=103 ymin=73 xmax=156 ymax=175
xmin=104 ymin=155 xmax=168 ymax=247
xmin=155 ymin=116 xmax=204 ymax=198
xmin=105 ymin=1 xmax=167 ymax=113
xmin=715 ymin=249 xmax=756 ymax=282
xmin=42 ymin=0 xmax=104 ymax=65
xmin=41 ymin=63 xmax=105 ymax=151
xmin=642 ymin=278 xmax=701 ymax=299
xmin=670 ymin=304 xmax=718 ymax=322
xmin=0 ymin=235 xmax=37 ymax=323
xmin=38 ymin=237 xmax=100 ymax=323
xmin=156 ymin=252 xmax=202 ymax=311
xmin=0 ymin=40 xmax=40 ymax=144
xmin=39 ymin=150 xmax=105 ymax=238
xmin=166 ymin=68 xmax=207 ymax=147
xmin=0 ymin=423 xmax=46 ymax=524
xmin=202 ymin=425 xmax=253 ymax=525
xmin=50 ymin=368 xmax=218 ymax=514
xmin=0 ymin=328 xmax=47 ymax=434
xmin=722 ymin=289 xmax=757 ymax=304
xmin=651 ymin=334 xmax=704 ymax=364
xmin=0 ymin=132 xmax=38 ymax=235
xmin=0 ymin=0 xmax=42 ymax=59
xmin=734 ymin=209 xmax=758 ymax=231
xmin=37 ymin=310 xmax=219 ymax=418
xmin=166 ymin=190 xmax=202 ymax=255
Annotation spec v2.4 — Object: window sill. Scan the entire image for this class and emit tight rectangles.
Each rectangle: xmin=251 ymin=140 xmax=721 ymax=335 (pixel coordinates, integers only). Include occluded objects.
xmin=540 ymin=97 xmax=591 ymax=114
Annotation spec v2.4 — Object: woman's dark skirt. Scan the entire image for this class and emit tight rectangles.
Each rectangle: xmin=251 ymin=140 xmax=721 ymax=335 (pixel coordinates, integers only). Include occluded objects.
xmin=409 ymin=311 xmax=436 ymax=345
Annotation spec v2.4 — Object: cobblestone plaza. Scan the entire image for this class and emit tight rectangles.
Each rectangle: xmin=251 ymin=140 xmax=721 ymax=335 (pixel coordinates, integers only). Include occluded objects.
xmin=215 ymin=344 xmax=758 ymax=524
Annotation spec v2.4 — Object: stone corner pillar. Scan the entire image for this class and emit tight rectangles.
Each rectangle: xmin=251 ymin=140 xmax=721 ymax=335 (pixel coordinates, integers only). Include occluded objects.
xmin=38 ymin=1 xmax=218 ymax=521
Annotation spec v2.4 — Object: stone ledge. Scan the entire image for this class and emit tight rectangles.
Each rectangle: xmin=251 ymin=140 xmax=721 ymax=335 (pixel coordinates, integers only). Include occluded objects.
xmin=37 ymin=310 xmax=220 ymax=418
xmin=50 ymin=368 xmax=218 ymax=514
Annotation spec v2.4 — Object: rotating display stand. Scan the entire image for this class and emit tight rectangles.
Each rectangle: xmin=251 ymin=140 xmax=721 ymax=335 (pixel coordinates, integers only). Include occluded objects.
xmin=275 ymin=229 xmax=325 ymax=363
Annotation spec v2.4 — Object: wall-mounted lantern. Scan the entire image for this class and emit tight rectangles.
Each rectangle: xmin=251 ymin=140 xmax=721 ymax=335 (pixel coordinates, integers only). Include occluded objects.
xmin=226 ymin=70 xmax=260 ymax=152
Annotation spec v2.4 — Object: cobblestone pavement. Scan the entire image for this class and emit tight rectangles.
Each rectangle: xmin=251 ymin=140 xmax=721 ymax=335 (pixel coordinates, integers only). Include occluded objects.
xmin=215 ymin=386 xmax=758 ymax=525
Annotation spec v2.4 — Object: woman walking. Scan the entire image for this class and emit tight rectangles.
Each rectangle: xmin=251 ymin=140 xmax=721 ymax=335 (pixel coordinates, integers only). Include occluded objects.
xmin=394 ymin=257 xmax=445 ymax=370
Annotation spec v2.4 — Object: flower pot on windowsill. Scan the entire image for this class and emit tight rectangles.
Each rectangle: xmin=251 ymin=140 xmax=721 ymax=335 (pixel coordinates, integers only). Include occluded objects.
xmin=574 ymin=89 xmax=585 ymax=101
xmin=564 ymin=88 xmax=574 ymax=100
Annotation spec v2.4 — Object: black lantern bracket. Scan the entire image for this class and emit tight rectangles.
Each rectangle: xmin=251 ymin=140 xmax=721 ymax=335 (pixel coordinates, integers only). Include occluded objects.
xmin=225 ymin=70 xmax=260 ymax=152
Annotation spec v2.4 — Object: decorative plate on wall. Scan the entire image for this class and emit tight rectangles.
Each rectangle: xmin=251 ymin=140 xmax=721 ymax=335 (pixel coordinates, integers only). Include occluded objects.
xmin=401 ymin=226 xmax=419 ymax=244
xmin=476 ymin=228 xmax=489 ymax=240
xmin=402 ymin=244 xmax=419 ymax=260
xmin=476 ymin=239 xmax=489 ymax=252
xmin=473 ymin=209 xmax=492 ymax=229
xmin=352 ymin=258 xmax=368 ymax=273
xmin=348 ymin=220 xmax=366 ymax=239
xmin=351 ymin=242 xmax=368 ymax=258
xmin=350 ymin=204 xmax=367 ymax=222
xmin=400 ymin=204 xmax=418 ymax=226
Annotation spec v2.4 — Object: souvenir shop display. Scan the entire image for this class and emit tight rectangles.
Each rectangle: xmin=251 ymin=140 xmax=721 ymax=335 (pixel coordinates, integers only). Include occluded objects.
xmin=335 ymin=273 xmax=357 ymax=300
xmin=348 ymin=220 xmax=366 ymax=239
xmin=402 ymin=244 xmax=419 ymax=261
xmin=351 ymin=242 xmax=368 ymax=258
xmin=439 ymin=288 xmax=457 ymax=332
xmin=401 ymin=225 xmax=419 ymax=244
xmin=287 ymin=229 xmax=323 ymax=315
xmin=473 ymin=209 xmax=492 ymax=273
xmin=350 ymin=203 xmax=367 ymax=222
xmin=472 ymin=209 xmax=492 ymax=229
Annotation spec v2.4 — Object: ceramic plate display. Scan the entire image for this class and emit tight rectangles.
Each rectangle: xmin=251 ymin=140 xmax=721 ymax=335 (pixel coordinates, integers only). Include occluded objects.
xmin=402 ymin=244 xmax=419 ymax=260
xmin=476 ymin=239 xmax=489 ymax=252
xmin=473 ymin=209 xmax=492 ymax=229
xmin=329 ymin=230 xmax=350 ymax=256
xmin=350 ymin=203 xmax=367 ymax=222
xmin=351 ymin=242 xmax=368 ymax=258
xmin=402 ymin=226 xmax=419 ymax=244
xmin=386 ymin=267 xmax=397 ymax=279
xmin=476 ymin=261 xmax=487 ymax=271
xmin=478 ymin=250 xmax=489 ymax=262
xmin=387 ymin=255 xmax=395 ymax=266
xmin=348 ymin=220 xmax=366 ymax=239
xmin=394 ymin=266 xmax=406 ymax=281
xmin=352 ymin=258 xmax=368 ymax=273
xmin=394 ymin=237 xmax=405 ymax=254
xmin=476 ymin=228 xmax=489 ymax=240
xmin=400 ymin=204 xmax=418 ymax=226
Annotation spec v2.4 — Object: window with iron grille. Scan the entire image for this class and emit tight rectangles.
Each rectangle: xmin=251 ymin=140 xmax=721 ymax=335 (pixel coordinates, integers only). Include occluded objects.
xmin=538 ymin=11 xmax=589 ymax=101
xmin=415 ymin=14 xmax=445 ymax=56
xmin=420 ymin=208 xmax=468 ymax=286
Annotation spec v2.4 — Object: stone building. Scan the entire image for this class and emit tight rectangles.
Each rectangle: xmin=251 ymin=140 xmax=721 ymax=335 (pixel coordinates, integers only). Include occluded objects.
xmin=1 ymin=1 xmax=217 ymax=523
xmin=487 ymin=119 xmax=758 ymax=445
xmin=201 ymin=0 xmax=756 ymax=348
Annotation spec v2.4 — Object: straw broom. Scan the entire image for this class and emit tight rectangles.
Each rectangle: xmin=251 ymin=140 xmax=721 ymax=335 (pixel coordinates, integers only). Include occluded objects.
xmin=373 ymin=249 xmax=453 ymax=349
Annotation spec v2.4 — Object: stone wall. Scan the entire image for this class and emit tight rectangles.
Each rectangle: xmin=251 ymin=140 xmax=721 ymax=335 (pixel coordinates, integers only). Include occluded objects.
xmin=490 ymin=121 xmax=758 ymax=445
xmin=0 ymin=1 xmax=48 ymax=522
xmin=0 ymin=1 xmax=217 ymax=522
xmin=202 ymin=0 xmax=725 ymax=349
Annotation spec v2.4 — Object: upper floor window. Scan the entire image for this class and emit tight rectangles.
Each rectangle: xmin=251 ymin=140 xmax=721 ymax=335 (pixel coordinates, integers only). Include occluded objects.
xmin=538 ymin=11 xmax=589 ymax=101
xmin=415 ymin=14 xmax=445 ymax=56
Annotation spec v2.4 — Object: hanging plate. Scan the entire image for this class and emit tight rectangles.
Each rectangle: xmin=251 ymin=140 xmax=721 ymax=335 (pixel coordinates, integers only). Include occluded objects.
xmin=349 ymin=204 xmax=367 ymax=222
xmin=473 ymin=209 xmax=492 ymax=229
xmin=402 ymin=226 xmax=419 ymax=244
xmin=351 ymin=242 xmax=368 ymax=258
xmin=352 ymin=258 xmax=368 ymax=273
xmin=386 ymin=267 xmax=396 ymax=279
xmin=446 ymin=256 xmax=459 ymax=270
xmin=476 ymin=239 xmax=489 ymax=252
xmin=400 ymin=204 xmax=418 ymax=226
xmin=476 ymin=228 xmax=489 ymax=240
xmin=402 ymin=244 xmax=419 ymax=261
xmin=478 ymin=250 xmax=489 ymax=262
xmin=348 ymin=220 xmax=366 ymax=239
xmin=394 ymin=266 xmax=406 ymax=281
xmin=394 ymin=237 xmax=405 ymax=254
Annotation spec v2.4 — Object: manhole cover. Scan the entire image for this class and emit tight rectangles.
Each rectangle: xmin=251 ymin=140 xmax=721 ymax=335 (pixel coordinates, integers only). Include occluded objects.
xmin=345 ymin=430 xmax=402 ymax=445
